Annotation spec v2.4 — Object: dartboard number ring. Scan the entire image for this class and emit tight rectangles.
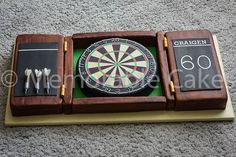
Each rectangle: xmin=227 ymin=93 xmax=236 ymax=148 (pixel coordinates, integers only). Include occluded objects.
xmin=77 ymin=38 xmax=157 ymax=96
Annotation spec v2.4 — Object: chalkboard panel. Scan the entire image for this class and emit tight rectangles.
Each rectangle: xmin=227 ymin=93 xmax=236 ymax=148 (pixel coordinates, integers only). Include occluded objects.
xmin=14 ymin=42 xmax=58 ymax=96
xmin=172 ymin=38 xmax=221 ymax=91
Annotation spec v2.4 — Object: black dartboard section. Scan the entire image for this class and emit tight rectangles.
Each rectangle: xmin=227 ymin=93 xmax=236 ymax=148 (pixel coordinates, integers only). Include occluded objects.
xmin=77 ymin=38 xmax=157 ymax=96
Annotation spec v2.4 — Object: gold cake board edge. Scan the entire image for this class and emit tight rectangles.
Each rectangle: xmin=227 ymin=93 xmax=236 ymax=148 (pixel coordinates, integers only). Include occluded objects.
xmin=4 ymin=35 xmax=235 ymax=126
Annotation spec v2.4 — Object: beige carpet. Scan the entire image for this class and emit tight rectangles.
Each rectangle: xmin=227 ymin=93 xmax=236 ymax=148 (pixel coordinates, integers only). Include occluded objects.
xmin=0 ymin=0 xmax=236 ymax=156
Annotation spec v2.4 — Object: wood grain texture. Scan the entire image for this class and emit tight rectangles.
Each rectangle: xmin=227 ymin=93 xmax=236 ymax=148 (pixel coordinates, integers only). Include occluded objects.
xmin=10 ymin=34 xmax=64 ymax=116
xmin=72 ymin=96 xmax=166 ymax=113
xmin=72 ymin=31 xmax=156 ymax=49
xmin=62 ymin=36 xmax=73 ymax=114
xmin=165 ymin=30 xmax=227 ymax=110
xmin=157 ymin=32 xmax=175 ymax=110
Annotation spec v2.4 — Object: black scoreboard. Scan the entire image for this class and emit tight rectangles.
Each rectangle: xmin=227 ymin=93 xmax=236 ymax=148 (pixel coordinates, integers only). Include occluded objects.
xmin=172 ymin=38 xmax=221 ymax=91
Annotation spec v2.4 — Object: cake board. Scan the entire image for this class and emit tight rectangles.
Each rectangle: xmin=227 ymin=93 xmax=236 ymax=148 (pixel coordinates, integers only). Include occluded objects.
xmin=4 ymin=35 xmax=235 ymax=126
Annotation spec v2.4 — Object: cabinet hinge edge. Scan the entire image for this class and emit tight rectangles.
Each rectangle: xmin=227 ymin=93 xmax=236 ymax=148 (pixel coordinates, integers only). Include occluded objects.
xmin=170 ymin=81 xmax=175 ymax=93
xmin=163 ymin=37 xmax=168 ymax=49
xmin=64 ymin=40 xmax=68 ymax=52
xmin=61 ymin=84 xmax=65 ymax=97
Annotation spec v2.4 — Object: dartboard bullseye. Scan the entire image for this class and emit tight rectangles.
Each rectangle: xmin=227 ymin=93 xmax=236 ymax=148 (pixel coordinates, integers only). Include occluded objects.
xmin=77 ymin=38 xmax=157 ymax=96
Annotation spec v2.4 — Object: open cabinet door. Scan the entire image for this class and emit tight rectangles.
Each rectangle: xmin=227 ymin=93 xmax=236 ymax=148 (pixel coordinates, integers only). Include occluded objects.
xmin=164 ymin=30 xmax=227 ymax=110
xmin=10 ymin=34 xmax=64 ymax=116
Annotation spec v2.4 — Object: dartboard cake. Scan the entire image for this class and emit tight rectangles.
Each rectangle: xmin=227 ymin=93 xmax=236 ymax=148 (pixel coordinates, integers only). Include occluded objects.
xmin=77 ymin=38 xmax=157 ymax=96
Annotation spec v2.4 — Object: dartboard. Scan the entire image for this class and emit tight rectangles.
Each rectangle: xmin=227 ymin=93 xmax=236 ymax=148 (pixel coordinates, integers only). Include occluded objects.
xmin=77 ymin=38 xmax=157 ymax=96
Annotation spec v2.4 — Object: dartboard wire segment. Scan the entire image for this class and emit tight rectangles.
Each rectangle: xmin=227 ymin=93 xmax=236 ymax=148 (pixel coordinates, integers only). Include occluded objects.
xmin=77 ymin=38 xmax=157 ymax=96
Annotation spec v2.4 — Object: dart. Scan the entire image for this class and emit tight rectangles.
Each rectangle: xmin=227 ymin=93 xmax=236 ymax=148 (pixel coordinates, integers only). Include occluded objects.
xmin=24 ymin=68 xmax=32 ymax=94
xmin=34 ymin=69 xmax=42 ymax=94
xmin=42 ymin=68 xmax=51 ymax=94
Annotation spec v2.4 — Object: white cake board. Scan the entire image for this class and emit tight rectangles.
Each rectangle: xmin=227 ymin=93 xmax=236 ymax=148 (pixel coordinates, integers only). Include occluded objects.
xmin=4 ymin=35 xmax=234 ymax=126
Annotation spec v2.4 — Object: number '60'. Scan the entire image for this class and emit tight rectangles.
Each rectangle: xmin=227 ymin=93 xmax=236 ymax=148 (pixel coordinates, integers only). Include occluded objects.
xmin=180 ymin=55 xmax=211 ymax=70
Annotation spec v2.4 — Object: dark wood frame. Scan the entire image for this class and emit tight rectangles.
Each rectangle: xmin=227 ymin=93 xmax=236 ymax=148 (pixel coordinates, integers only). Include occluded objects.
xmin=63 ymin=36 xmax=73 ymax=113
xmin=9 ymin=30 xmax=228 ymax=116
xmin=157 ymin=32 xmax=175 ymax=110
xmin=70 ymin=31 xmax=168 ymax=113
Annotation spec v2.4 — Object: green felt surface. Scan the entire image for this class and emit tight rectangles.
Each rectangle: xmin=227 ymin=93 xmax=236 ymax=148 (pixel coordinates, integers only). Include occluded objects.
xmin=73 ymin=47 xmax=163 ymax=98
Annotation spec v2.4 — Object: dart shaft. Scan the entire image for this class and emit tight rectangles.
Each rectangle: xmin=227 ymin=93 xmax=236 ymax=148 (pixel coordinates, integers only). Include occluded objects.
xmin=45 ymin=76 xmax=50 ymax=94
xmin=46 ymin=81 xmax=50 ymax=94
xmin=42 ymin=68 xmax=51 ymax=94
xmin=36 ymin=78 xmax=40 ymax=94
xmin=25 ymin=81 xmax=29 ymax=89
xmin=25 ymin=76 xmax=30 ymax=94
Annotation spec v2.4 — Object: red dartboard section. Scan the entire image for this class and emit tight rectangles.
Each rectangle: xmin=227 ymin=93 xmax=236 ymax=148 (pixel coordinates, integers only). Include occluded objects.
xmin=77 ymin=38 xmax=157 ymax=96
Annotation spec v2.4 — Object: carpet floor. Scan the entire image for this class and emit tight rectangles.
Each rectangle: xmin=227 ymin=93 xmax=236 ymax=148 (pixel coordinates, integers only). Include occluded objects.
xmin=0 ymin=0 xmax=236 ymax=156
